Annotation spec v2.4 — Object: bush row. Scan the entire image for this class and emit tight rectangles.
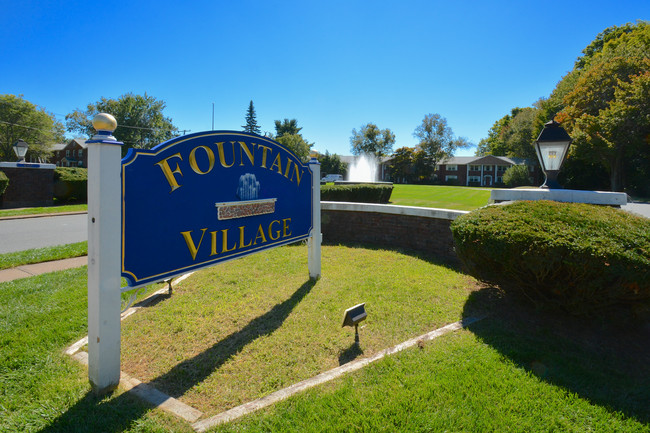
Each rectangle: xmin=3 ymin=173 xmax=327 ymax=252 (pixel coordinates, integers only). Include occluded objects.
xmin=53 ymin=167 xmax=87 ymax=202
xmin=321 ymin=184 xmax=393 ymax=203
xmin=0 ymin=171 xmax=8 ymax=196
xmin=450 ymin=200 xmax=650 ymax=315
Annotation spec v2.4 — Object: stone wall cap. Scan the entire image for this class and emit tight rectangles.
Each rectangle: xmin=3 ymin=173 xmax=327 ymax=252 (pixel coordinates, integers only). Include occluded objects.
xmin=0 ymin=161 xmax=56 ymax=169
xmin=321 ymin=201 xmax=468 ymax=220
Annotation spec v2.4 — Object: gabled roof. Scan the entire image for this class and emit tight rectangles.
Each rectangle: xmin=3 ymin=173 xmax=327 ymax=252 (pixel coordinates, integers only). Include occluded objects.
xmin=440 ymin=155 xmax=531 ymax=166
xmin=69 ymin=138 xmax=88 ymax=149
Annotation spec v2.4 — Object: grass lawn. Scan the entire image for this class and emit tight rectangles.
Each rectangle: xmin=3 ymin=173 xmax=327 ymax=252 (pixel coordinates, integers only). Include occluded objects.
xmin=0 ymin=204 xmax=87 ymax=218
xmin=0 ymin=241 xmax=87 ymax=270
xmin=389 ymin=185 xmax=492 ymax=211
xmin=2 ymin=244 xmax=648 ymax=432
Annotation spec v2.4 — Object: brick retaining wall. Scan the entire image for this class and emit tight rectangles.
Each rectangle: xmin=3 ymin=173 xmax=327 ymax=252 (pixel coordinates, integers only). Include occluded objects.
xmin=321 ymin=202 xmax=468 ymax=260
xmin=0 ymin=164 xmax=55 ymax=208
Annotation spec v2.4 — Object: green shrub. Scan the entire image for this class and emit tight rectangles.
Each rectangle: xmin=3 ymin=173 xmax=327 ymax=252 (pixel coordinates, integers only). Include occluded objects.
xmin=502 ymin=165 xmax=532 ymax=187
xmin=0 ymin=170 xmax=8 ymax=196
xmin=53 ymin=167 xmax=87 ymax=202
xmin=321 ymin=183 xmax=393 ymax=203
xmin=450 ymin=200 xmax=650 ymax=315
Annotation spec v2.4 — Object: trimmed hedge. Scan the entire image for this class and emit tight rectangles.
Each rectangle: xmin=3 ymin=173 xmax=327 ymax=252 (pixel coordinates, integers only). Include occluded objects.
xmin=450 ymin=200 xmax=650 ymax=315
xmin=321 ymin=183 xmax=393 ymax=203
xmin=53 ymin=167 xmax=87 ymax=202
xmin=0 ymin=170 xmax=8 ymax=196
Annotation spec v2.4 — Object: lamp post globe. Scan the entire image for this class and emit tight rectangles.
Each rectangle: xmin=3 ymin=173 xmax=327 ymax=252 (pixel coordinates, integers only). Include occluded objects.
xmin=534 ymin=119 xmax=572 ymax=189
xmin=12 ymin=140 xmax=29 ymax=162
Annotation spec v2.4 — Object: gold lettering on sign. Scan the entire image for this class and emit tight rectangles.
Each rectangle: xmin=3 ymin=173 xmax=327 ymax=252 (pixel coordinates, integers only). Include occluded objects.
xmin=221 ymin=229 xmax=237 ymax=253
xmin=258 ymin=144 xmax=272 ymax=168
xmin=270 ymin=154 xmax=282 ymax=174
xmin=155 ymin=153 xmax=184 ymax=193
xmin=180 ymin=219 xmax=293 ymax=261
xmin=239 ymin=141 xmax=255 ymax=166
xmin=216 ymin=142 xmax=235 ymax=168
xmin=180 ymin=228 xmax=207 ymax=260
xmin=269 ymin=220 xmax=281 ymax=240
xmin=189 ymin=145 xmax=215 ymax=175
xmin=153 ymin=139 xmax=307 ymax=192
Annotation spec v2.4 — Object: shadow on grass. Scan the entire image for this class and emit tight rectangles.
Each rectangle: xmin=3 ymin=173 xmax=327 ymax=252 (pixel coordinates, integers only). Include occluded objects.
xmin=38 ymin=389 xmax=168 ymax=433
xmin=463 ymin=287 xmax=650 ymax=424
xmin=338 ymin=342 xmax=364 ymax=365
xmin=321 ymin=240 xmax=464 ymax=274
xmin=39 ymin=279 xmax=316 ymax=433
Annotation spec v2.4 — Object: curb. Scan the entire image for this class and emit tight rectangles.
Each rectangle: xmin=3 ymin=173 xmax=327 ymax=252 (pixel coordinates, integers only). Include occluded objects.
xmin=0 ymin=211 xmax=88 ymax=221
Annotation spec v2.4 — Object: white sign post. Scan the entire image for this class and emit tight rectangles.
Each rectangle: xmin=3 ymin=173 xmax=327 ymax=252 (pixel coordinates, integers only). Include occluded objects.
xmin=87 ymin=114 xmax=123 ymax=393
xmin=308 ymin=158 xmax=321 ymax=279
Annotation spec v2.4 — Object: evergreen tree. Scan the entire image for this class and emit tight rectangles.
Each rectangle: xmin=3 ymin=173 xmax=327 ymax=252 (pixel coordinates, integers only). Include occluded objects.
xmin=242 ymin=100 xmax=261 ymax=135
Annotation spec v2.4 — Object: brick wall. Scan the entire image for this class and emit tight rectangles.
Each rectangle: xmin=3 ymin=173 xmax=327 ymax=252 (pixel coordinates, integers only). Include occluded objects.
xmin=321 ymin=202 xmax=467 ymax=260
xmin=0 ymin=164 xmax=55 ymax=208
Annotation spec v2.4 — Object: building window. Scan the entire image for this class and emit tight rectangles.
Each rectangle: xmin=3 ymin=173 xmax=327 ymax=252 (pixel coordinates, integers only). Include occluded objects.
xmin=469 ymin=165 xmax=481 ymax=171
xmin=497 ymin=165 xmax=508 ymax=172
xmin=468 ymin=176 xmax=481 ymax=183
xmin=78 ymin=149 xmax=83 ymax=157
xmin=66 ymin=150 xmax=70 ymax=157
xmin=73 ymin=149 xmax=76 ymax=156
xmin=78 ymin=161 xmax=83 ymax=167
xmin=445 ymin=175 xmax=458 ymax=181
xmin=496 ymin=176 xmax=503 ymax=184
xmin=483 ymin=165 xmax=492 ymax=171
xmin=446 ymin=164 xmax=458 ymax=171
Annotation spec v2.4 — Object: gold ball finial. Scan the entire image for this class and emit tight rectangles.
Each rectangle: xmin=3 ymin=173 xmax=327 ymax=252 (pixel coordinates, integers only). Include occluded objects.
xmin=92 ymin=113 xmax=117 ymax=132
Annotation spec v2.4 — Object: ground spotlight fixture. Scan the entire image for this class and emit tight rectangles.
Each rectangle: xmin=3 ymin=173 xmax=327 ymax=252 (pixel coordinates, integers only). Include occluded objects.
xmin=534 ymin=119 xmax=572 ymax=189
xmin=342 ymin=303 xmax=367 ymax=344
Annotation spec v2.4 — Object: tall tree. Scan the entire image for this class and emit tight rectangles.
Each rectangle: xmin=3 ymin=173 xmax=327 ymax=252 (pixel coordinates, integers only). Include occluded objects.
xmin=274 ymin=118 xmax=302 ymax=138
xmin=476 ymin=107 xmax=538 ymax=160
xmin=65 ymin=93 xmax=177 ymax=155
xmin=389 ymin=147 xmax=415 ymax=183
xmin=242 ymin=100 xmax=261 ymax=135
xmin=275 ymin=134 xmax=312 ymax=162
xmin=413 ymin=113 xmax=470 ymax=171
xmin=318 ymin=151 xmax=348 ymax=177
xmin=350 ymin=123 xmax=395 ymax=157
xmin=0 ymin=94 xmax=65 ymax=162
xmin=272 ymin=118 xmax=312 ymax=161
xmin=555 ymin=21 xmax=650 ymax=192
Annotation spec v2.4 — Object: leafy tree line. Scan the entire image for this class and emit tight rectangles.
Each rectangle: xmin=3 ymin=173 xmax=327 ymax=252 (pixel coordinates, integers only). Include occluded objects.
xmin=350 ymin=114 xmax=470 ymax=183
xmin=0 ymin=94 xmax=65 ymax=162
xmin=478 ymin=20 xmax=650 ymax=194
xmin=0 ymin=95 xmax=319 ymax=163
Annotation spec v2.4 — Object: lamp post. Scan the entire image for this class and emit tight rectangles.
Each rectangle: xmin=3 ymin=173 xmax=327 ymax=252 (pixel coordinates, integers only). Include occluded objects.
xmin=534 ymin=119 xmax=572 ymax=189
xmin=13 ymin=140 xmax=28 ymax=162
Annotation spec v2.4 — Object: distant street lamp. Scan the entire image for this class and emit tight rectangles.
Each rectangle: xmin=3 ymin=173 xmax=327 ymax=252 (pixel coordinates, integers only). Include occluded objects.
xmin=13 ymin=140 xmax=29 ymax=162
xmin=534 ymin=119 xmax=572 ymax=189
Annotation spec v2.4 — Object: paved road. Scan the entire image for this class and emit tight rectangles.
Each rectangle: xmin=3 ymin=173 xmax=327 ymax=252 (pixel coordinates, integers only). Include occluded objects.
xmin=0 ymin=202 xmax=647 ymax=255
xmin=622 ymin=202 xmax=650 ymax=219
xmin=0 ymin=214 xmax=88 ymax=254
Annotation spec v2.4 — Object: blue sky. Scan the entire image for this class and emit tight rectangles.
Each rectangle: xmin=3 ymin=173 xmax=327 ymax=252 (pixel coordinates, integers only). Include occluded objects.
xmin=2 ymin=1 xmax=648 ymax=156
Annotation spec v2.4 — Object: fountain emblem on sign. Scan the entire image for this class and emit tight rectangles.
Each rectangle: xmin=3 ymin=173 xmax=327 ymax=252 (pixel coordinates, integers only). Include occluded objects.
xmin=215 ymin=173 xmax=277 ymax=220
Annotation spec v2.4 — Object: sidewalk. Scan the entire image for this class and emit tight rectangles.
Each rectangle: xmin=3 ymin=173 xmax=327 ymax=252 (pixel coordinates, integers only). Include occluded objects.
xmin=0 ymin=256 xmax=88 ymax=283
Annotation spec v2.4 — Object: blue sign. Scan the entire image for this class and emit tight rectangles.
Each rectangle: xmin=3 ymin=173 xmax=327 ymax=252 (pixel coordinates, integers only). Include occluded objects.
xmin=121 ymin=131 xmax=314 ymax=287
